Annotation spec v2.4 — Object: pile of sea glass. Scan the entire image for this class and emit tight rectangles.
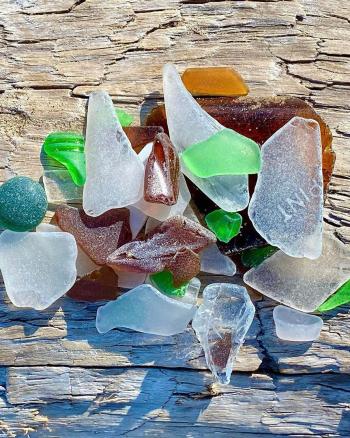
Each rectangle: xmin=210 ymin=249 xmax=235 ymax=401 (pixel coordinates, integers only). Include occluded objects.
xmin=0 ymin=64 xmax=349 ymax=385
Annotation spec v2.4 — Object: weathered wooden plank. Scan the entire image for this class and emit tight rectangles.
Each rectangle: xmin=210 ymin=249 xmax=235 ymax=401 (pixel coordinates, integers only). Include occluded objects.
xmin=2 ymin=366 xmax=350 ymax=436
xmin=1 ymin=284 xmax=350 ymax=376
xmin=258 ymin=301 xmax=350 ymax=374
xmin=0 ymin=288 xmax=262 ymax=372
xmin=0 ymin=0 xmax=308 ymax=94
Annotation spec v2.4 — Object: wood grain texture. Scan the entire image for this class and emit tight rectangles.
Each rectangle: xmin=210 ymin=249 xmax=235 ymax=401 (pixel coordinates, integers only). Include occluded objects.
xmin=0 ymin=0 xmax=349 ymax=436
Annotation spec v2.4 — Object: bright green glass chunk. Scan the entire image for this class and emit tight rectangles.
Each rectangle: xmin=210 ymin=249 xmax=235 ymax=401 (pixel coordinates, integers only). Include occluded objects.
xmin=241 ymin=245 xmax=278 ymax=268
xmin=150 ymin=270 xmax=188 ymax=297
xmin=181 ymin=128 xmax=261 ymax=178
xmin=205 ymin=209 xmax=242 ymax=243
xmin=0 ymin=176 xmax=48 ymax=231
xmin=43 ymin=132 xmax=86 ymax=186
xmin=317 ymin=279 xmax=350 ymax=312
xmin=115 ymin=108 xmax=133 ymax=127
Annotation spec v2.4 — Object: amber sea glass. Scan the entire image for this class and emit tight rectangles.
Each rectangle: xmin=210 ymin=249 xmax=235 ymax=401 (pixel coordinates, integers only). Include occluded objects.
xmin=181 ymin=67 xmax=249 ymax=97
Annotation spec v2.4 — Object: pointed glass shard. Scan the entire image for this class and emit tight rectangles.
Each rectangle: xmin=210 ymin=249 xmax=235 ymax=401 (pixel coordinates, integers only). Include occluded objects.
xmin=145 ymin=217 xmax=161 ymax=234
xmin=182 ymin=204 xmax=200 ymax=223
xmin=128 ymin=206 xmax=147 ymax=239
xmin=83 ymin=91 xmax=144 ymax=216
xmin=244 ymin=232 xmax=350 ymax=312
xmin=96 ymin=284 xmax=197 ymax=336
xmin=0 ymin=230 xmax=77 ymax=310
xmin=273 ymin=305 xmax=323 ymax=342
xmin=200 ymin=244 xmax=236 ymax=276
xmin=248 ymin=117 xmax=323 ymax=259
xmin=163 ymin=64 xmax=249 ymax=212
xmin=192 ymin=283 xmax=255 ymax=384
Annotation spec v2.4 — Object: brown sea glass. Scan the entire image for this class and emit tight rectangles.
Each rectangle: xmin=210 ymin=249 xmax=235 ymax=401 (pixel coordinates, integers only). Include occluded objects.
xmin=67 ymin=266 xmax=120 ymax=302
xmin=124 ymin=126 xmax=164 ymax=154
xmin=182 ymin=67 xmax=249 ymax=97
xmin=144 ymin=133 xmax=180 ymax=206
xmin=145 ymin=96 xmax=335 ymax=192
xmin=210 ymin=332 xmax=232 ymax=369
xmin=107 ymin=215 xmax=216 ymax=286
xmin=166 ymin=248 xmax=201 ymax=286
xmin=55 ymin=205 xmax=132 ymax=265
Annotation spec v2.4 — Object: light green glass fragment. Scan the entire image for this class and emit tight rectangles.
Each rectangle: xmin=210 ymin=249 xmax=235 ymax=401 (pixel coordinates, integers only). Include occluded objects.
xmin=43 ymin=132 xmax=86 ymax=186
xmin=115 ymin=108 xmax=134 ymax=127
xmin=181 ymin=128 xmax=261 ymax=178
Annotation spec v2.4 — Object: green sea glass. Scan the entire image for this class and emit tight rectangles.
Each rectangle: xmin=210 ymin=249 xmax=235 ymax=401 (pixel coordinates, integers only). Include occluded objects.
xmin=205 ymin=209 xmax=242 ymax=243
xmin=150 ymin=270 xmax=188 ymax=297
xmin=43 ymin=132 xmax=86 ymax=186
xmin=115 ymin=108 xmax=133 ymax=127
xmin=0 ymin=176 xmax=48 ymax=231
xmin=241 ymin=245 xmax=278 ymax=268
xmin=181 ymin=128 xmax=261 ymax=178
xmin=317 ymin=279 xmax=350 ymax=312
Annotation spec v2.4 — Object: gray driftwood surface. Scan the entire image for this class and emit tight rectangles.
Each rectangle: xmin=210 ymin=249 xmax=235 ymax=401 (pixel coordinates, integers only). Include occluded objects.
xmin=0 ymin=0 xmax=349 ymax=436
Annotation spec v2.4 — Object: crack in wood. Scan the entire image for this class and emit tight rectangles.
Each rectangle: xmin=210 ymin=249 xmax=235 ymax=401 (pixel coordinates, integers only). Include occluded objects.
xmin=20 ymin=0 xmax=87 ymax=16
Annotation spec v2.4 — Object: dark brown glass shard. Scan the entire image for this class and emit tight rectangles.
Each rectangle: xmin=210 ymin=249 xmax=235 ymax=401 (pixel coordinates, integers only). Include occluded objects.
xmin=107 ymin=215 xmax=216 ymax=286
xmin=67 ymin=266 xmax=120 ymax=302
xmin=55 ymin=205 xmax=132 ymax=265
xmin=124 ymin=126 xmax=164 ymax=154
xmin=145 ymin=96 xmax=335 ymax=191
xmin=144 ymin=133 xmax=180 ymax=206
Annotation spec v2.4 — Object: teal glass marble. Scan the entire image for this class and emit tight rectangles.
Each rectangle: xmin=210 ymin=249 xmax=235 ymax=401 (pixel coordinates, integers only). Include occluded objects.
xmin=0 ymin=176 xmax=48 ymax=231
